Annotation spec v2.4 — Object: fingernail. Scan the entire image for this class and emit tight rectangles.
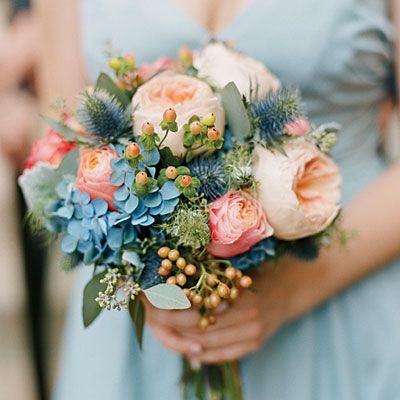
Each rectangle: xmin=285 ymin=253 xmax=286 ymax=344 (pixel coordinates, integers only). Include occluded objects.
xmin=189 ymin=343 xmax=202 ymax=355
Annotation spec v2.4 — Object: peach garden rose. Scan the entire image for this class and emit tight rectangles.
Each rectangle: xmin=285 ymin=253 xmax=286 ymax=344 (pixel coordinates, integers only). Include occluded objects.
xmin=76 ymin=147 xmax=119 ymax=209
xmin=208 ymin=190 xmax=274 ymax=258
xmin=253 ymin=141 xmax=342 ymax=240
xmin=131 ymin=71 xmax=225 ymax=157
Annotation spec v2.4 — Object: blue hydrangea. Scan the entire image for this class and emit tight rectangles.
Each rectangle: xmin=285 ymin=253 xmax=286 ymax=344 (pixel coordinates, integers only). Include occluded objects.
xmin=51 ymin=177 xmax=137 ymax=265
xmin=110 ymin=150 xmax=181 ymax=225
xmin=229 ymin=238 xmax=277 ymax=270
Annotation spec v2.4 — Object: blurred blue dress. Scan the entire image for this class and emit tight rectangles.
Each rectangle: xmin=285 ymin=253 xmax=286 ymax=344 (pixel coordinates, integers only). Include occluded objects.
xmin=54 ymin=0 xmax=400 ymax=399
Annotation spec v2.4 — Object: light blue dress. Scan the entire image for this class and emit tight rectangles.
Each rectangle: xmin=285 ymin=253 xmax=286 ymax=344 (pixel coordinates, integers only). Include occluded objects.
xmin=54 ymin=0 xmax=400 ymax=399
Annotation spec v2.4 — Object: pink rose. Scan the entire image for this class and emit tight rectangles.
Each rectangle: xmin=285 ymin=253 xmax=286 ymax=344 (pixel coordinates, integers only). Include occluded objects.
xmin=132 ymin=71 xmax=225 ymax=157
xmin=208 ymin=190 xmax=274 ymax=258
xmin=76 ymin=147 xmax=119 ymax=209
xmin=138 ymin=56 xmax=179 ymax=80
xmin=253 ymin=142 xmax=342 ymax=240
xmin=284 ymin=117 xmax=311 ymax=136
xmin=24 ymin=128 xmax=75 ymax=170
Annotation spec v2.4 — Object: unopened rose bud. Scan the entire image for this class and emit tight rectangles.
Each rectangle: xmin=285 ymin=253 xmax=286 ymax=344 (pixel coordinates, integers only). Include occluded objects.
xmin=201 ymin=112 xmax=216 ymax=127
xmin=141 ymin=121 xmax=155 ymax=135
xmin=163 ymin=108 xmax=177 ymax=123
xmin=136 ymin=171 xmax=148 ymax=185
xmin=125 ymin=143 xmax=140 ymax=160
xmin=190 ymin=121 xmax=202 ymax=136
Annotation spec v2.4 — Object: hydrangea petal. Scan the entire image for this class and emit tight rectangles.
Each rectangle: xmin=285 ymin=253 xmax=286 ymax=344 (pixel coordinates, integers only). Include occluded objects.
xmin=144 ymin=192 xmax=162 ymax=208
xmin=61 ymin=234 xmax=78 ymax=253
xmin=114 ymin=186 xmax=130 ymax=201
xmin=125 ymin=194 xmax=140 ymax=214
xmin=57 ymin=205 xmax=74 ymax=219
xmin=160 ymin=197 xmax=179 ymax=215
xmin=107 ymin=227 xmax=123 ymax=250
xmin=82 ymin=204 xmax=94 ymax=218
xmin=160 ymin=180 xmax=180 ymax=200
xmin=92 ymin=198 xmax=108 ymax=216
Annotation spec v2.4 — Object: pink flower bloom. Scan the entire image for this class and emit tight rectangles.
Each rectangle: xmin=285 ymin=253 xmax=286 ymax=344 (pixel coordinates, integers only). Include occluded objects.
xmin=283 ymin=117 xmax=311 ymax=136
xmin=138 ymin=56 xmax=179 ymax=80
xmin=24 ymin=128 xmax=75 ymax=170
xmin=208 ymin=190 xmax=274 ymax=258
xmin=76 ymin=147 xmax=119 ymax=209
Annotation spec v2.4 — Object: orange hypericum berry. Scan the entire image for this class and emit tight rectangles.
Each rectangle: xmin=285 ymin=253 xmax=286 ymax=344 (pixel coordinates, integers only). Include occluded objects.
xmin=176 ymin=257 xmax=187 ymax=269
xmin=236 ymin=270 xmax=243 ymax=279
xmin=183 ymin=288 xmax=191 ymax=297
xmin=158 ymin=267 xmax=170 ymax=277
xmin=135 ymin=171 xmax=148 ymax=185
xmin=176 ymin=273 xmax=187 ymax=286
xmin=125 ymin=142 xmax=140 ymax=159
xmin=198 ymin=316 xmax=209 ymax=330
xmin=157 ymin=246 xmax=170 ymax=259
xmin=166 ymin=166 xmax=178 ymax=180
xmin=184 ymin=264 xmax=196 ymax=276
xmin=163 ymin=107 xmax=177 ymax=123
xmin=208 ymin=315 xmax=216 ymax=325
xmin=230 ymin=287 xmax=239 ymax=300
xmin=217 ymin=284 xmax=230 ymax=299
xmin=192 ymin=294 xmax=203 ymax=307
xmin=206 ymin=274 xmax=218 ymax=287
xmin=167 ymin=276 xmax=177 ymax=285
xmin=161 ymin=259 xmax=172 ymax=270
xmin=240 ymin=276 xmax=253 ymax=289
xmin=201 ymin=112 xmax=216 ymax=126
xmin=225 ymin=267 xmax=237 ymax=280
xmin=210 ymin=293 xmax=221 ymax=308
xmin=180 ymin=175 xmax=192 ymax=187
xmin=141 ymin=121 xmax=155 ymax=135
xmin=190 ymin=121 xmax=202 ymax=136
xmin=168 ymin=249 xmax=180 ymax=261
xmin=203 ymin=296 xmax=213 ymax=309
xmin=207 ymin=127 xmax=221 ymax=141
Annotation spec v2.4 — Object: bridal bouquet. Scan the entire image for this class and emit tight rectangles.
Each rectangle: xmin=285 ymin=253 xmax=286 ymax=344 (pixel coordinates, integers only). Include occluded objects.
xmin=19 ymin=43 xmax=342 ymax=399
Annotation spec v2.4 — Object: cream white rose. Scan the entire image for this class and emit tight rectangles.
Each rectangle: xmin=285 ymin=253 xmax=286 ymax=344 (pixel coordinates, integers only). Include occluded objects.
xmin=253 ymin=141 xmax=342 ymax=240
xmin=132 ymin=72 xmax=224 ymax=157
xmin=194 ymin=42 xmax=280 ymax=101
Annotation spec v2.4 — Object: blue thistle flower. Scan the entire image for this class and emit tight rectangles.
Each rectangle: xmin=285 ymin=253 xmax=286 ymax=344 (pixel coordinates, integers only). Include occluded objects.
xmin=140 ymin=252 xmax=165 ymax=289
xmin=188 ymin=156 xmax=227 ymax=201
xmin=76 ymin=89 xmax=131 ymax=139
xmin=249 ymin=88 xmax=303 ymax=146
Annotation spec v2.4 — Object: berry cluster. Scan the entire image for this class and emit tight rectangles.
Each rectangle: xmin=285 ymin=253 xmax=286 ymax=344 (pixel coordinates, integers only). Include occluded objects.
xmin=157 ymin=246 xmax=253 ymax=329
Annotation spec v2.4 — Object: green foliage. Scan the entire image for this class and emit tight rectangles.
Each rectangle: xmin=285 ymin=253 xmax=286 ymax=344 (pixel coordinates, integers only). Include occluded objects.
xmin=139 ymin=133 xmax=160 ymax=151
xmin=143 ymin=283 xmax=191 ymax=310
xmin=96 ymin=72 xmax=130 ymax=107
xmin=82 ymin=270 xmax=107 ymax=328
xmin=221 ymin=82 xmax=251 ymax=141
xmin=162 ymin=201 xmax=211 ymax=250
xmin=59 ymin=253 xmax=80 ymax=272
xmin=129 ymin=298 xmax=146 ymax=349
xmin=133 ymin=177 xmax=158 ymax=197
xmin=175 ymin=175 xmax=201 ymax=199
xmin=159 ymin=147 xmax=181 ymax=167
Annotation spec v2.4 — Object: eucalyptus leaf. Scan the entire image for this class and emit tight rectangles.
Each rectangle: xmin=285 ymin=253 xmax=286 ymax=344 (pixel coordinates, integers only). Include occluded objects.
xmin=221 ymin=82 xmax=251 ymax=141
xmin=42 ymin=116 xmax=81 ymax=141
xmin=55 ymin=148 xmax=79 ymax=178
xmin=143 ymin=284 xmax=191 ymax=310
xmin=96 ymin=72 xmax=130 ymax=107
xmin=82 ymin=270 xmax=107 ymax=328
xmin=129 ymin=298 xmax=146 ymax=349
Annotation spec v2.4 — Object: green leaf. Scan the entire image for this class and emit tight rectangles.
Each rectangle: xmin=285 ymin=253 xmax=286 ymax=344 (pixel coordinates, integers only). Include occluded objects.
xmin=96 ymin=72 xmax=130 ymax=107
xmin=177 ymin=166 xmax=190 ymax=175
xmin=159 ymin=147 xmax=181 ymax=167
xmin=82 ymin=270 xmax=107 ymax=328
xmin=55 ymin=148 xmax=79 ymax=178
xmin=143 ymin=284 xmax=191 ymax=310
xmin=221 ymin=82 xmax=251 ymax=141
xmin=42 ymin=116 xmax=80 ymax=141
xmin=129 ymin=298 xmax=146 ymax=349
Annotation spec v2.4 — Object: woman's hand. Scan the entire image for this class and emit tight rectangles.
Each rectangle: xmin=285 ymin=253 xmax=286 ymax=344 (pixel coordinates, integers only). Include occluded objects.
xmin=144 ymin=256 xmax=327 ymax=364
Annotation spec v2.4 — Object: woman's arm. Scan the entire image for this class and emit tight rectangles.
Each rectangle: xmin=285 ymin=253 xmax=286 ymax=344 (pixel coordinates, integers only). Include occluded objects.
xmin=33 ymin=0 xmax=85 ymax=112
